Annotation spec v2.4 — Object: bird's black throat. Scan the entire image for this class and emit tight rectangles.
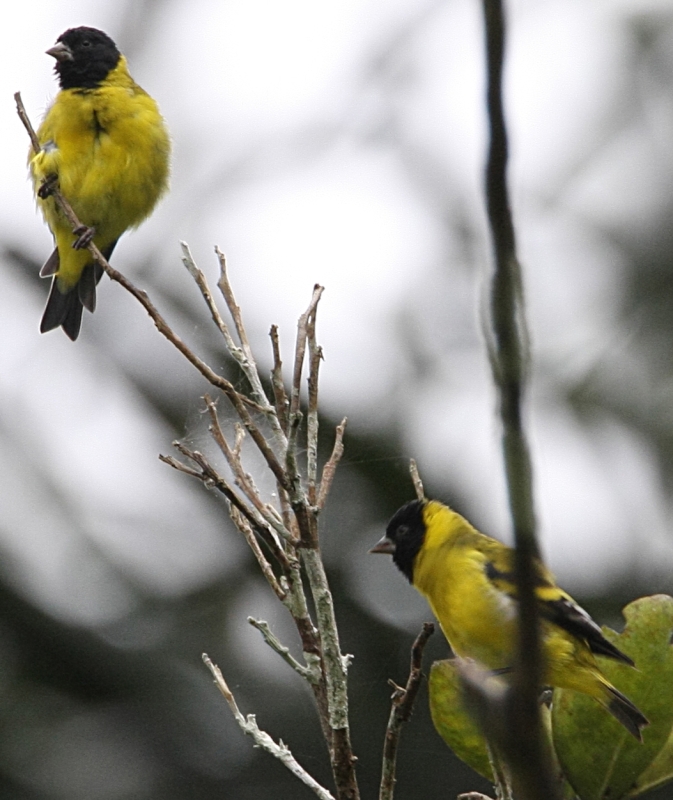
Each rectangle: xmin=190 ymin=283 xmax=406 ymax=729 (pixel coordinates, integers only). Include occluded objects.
xmin=385 ymin=500 xmax=426 ymax=583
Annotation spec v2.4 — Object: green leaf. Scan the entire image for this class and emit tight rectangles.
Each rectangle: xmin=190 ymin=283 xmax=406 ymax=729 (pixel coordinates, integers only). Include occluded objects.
xmin=429 ymin=659 xmax=494 ymax=781
xmin=552 ymin=594 xmax=673 ymax=800
xmin=633 ymin=724 xmax=673 ymax=796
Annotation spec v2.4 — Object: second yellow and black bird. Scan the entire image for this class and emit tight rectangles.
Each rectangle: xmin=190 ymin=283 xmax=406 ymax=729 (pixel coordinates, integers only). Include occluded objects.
xmin=371 ymin=498 xmax=649 ymax=740
xmin=30 ymin=27 xmax=171 ymax=340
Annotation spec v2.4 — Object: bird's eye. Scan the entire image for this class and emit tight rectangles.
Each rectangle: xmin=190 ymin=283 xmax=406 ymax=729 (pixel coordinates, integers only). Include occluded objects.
xmin=82 ymin=39 xmax=91 ymax=47
xmin=396 ymin=524 xmax=409 ymax=537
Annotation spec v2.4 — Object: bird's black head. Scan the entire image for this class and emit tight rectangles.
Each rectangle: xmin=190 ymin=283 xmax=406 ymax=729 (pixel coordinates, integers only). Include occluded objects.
xmin=370 ymin=500 xmax=427 ymax=583
xmin=48 ymin=27 xmax=121 ymax=90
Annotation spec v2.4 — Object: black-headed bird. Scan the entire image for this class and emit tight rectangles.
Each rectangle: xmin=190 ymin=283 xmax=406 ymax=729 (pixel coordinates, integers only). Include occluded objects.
xmin=29 ymin=27 xmax=171 ymax=340
xmin=371 ymin=498 xmax=649 ymax=740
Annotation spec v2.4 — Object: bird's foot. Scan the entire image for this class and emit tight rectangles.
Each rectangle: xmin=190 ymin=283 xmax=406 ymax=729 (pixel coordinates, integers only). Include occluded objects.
xmin=72 ymin=225 xmax=96 ymax=250
xmin=37 ymin=174 xmax=59 ymax=199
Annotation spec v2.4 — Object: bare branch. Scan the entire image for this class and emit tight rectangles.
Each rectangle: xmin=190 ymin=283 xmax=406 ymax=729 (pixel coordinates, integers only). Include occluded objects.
xmin=270 ymin=325 xmax=290 ymax=434
xmin=203 ymin=654 xmax=335 ymax=800
xmin=204 ymin=395 xmax=294 ymax=544
xmin=171 ymin=441 xmax=292 ymax=572
xmin=317 ymin=419 xmax=347 ymax=511
xmin=15 ymin=92 xmax=40 ymax=153
xmin=378 ymin=623 xmax=434 ymax=800
xmin=214 ymin=247 xmax=287 ymax=449
xmin=409 ymin=459 xmax=425 ymax=502
xmin=306 ymin=310 xmax=323 ymax=505
xmin=248 ymin=617 xmax=321 ymax=683
xmin=230 ymin=509 xmax=286 ymax=601
xmin=289 ymin=284 xmax=324 ymax=421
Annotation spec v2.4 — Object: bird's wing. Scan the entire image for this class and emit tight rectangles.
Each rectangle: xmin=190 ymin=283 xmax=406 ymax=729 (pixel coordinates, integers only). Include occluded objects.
xmin=538 ymin=595 xmax=634 ymax=666
xmin=482 ymin=548 xmax=634 ymax=667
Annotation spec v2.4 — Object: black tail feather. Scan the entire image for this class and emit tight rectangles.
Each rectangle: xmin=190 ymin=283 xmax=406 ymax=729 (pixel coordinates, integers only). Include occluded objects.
xmin=606 ymin=685 xmax=649 ymax=741
xmin=40 ymin=279 xmax=84 ymax=341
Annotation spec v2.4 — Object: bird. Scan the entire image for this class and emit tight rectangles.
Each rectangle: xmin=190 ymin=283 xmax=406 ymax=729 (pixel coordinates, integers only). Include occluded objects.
xmin=371 ymin=498 xmax=649 ymax=741
xmin=29 ymin=26 xmax=171 ymax=340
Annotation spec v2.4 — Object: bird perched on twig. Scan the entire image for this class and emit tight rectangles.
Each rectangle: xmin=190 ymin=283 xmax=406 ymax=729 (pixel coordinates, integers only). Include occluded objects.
xmin=371 ymin=498 xmax=649 ymax=740
xmin=29 ymin=27 xmax=171 ymax=340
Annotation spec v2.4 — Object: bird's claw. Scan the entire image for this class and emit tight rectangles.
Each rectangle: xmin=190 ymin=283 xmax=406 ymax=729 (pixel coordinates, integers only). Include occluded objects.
xmin=37 ymin=174 xmax=59 ymax=199
xmin=72 ymin=225 xmax=96 ymax=249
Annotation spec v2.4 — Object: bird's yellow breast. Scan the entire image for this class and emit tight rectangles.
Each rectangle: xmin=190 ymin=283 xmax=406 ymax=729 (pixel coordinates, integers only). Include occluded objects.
xmin=412 ymin=503 xmax=517 ymax=668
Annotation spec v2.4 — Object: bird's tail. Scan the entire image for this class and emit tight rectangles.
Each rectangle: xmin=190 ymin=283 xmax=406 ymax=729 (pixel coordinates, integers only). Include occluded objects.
xmin=602 ymin=683 xmax=649 ymax=741
xmin=39 ymin=248 xmax=109 ymax=340
xmin=41 ymin=277 xmax=84 ymax=341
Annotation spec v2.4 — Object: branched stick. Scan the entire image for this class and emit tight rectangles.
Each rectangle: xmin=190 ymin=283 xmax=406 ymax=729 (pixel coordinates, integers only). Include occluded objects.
xmin=481 ymin=2 xmax=558 ymax=798
xmin=378 ymin=623 xmax=434 ymax=800
xmin=248 ymin=617 xmax=321 ymax=682
xmin=204 ymin=395 xmax=295 ymax=544
xmin=214 ymin=246 xmax=288 ymax=449
xmin=289 ymin=284 xmax=324 ymax=421
xmin=203 ymin=654 xmax=335 ymax=800
xmin=161 ymin=444 xmax=292 ymax=572
xmin=18 ymin=89 xmax=359 ymax=800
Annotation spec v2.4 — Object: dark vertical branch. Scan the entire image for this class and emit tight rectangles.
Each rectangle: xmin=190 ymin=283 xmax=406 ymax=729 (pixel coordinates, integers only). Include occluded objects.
xmin=481 ymin=2 xmax=560 ymax=798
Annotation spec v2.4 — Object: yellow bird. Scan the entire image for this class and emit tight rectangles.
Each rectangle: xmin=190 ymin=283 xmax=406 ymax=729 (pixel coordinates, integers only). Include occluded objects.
xmin=30 ymin=27 xmax=170 ymax=340
xmin=371 ymin=498 xmax=648 ymax=740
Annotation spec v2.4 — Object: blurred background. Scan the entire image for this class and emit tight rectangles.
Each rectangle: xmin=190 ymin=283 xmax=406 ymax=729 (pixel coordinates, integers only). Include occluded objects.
xmin=2 ymin=0 xmax=673 ymax=797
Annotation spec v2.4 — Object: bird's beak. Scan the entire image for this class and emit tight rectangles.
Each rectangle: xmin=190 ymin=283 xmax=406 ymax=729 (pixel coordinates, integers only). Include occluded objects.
xmin=369 ymin=536 xmax=395 ymax=555
xmin=46 ymin=42 xmax=74 ymax=62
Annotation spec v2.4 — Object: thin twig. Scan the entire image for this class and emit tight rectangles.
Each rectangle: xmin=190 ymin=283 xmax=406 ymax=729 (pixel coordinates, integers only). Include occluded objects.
xmin=378 ymin=623 xmax=434 ymax=800
xmin=306 ymin=311 xmax=323 ymax=506
xmin=317 ymin=419 xmax=347 ymax=511
xmin=180 ymin=242 xmax=241 ymax=350
xmin=168 ymin=442 xmax=291 ymax=572
xmin=409 ymin=459 xmax=425 ymax=501
xmin=248 ymin=617 xmax=320 ymax=682
xmin=203 ymin=654 xmax=335 ymax=800
xmin=215 ymin=246 xmax=288 ymax=448
xmin=289 ymin=284 xmax=324 ymax=421
xmin=270 ymin=325 xmax=290 ymax=434
xmin=15 ymin=93 xmax=41 ymax=153
xmin=204 ymin=395 xmax=294 ymax=544
xmin=230 ymin=509 xmax=286 ymax=601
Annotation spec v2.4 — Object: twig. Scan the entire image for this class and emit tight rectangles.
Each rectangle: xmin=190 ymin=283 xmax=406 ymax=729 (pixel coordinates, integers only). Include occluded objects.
xmin=15 ymin=93 xmax=41 ymax=153
xmin=317 ymin=419 xmax=347 ymax=511
xmin=248 ymin=617 xmax=321 ymax=682
xmin=306 ymin=313 xmax=323 ymax=506
xmin=409 ymin=459 xmax=425 ymax=501
xmin=203 ymin=654 xmax=335 ymax=800
xmin=270 ymin=325 xmax=290 ymax=434
xmin=164 ymin=443 xmax=291 ymax=572
xmin=204 ymin=395 xmax=294 ymax=544
xmin=378 ymin=623 xmax=435 ymax=800
xmin=230 ymin=509 xmax=286 ymax=601
xmin=213 ymin=246 xmax=288 ymax=449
